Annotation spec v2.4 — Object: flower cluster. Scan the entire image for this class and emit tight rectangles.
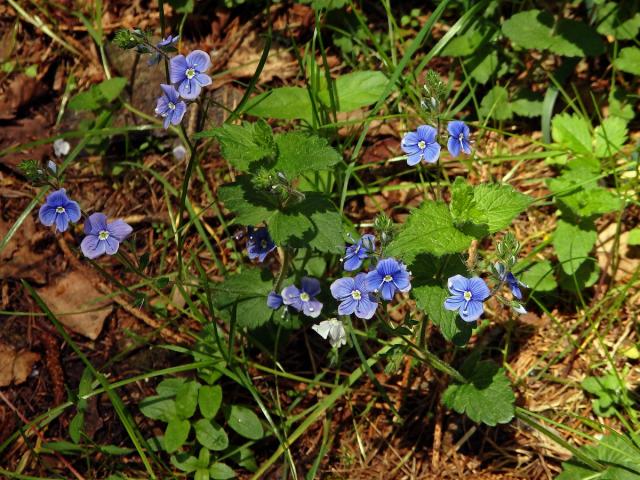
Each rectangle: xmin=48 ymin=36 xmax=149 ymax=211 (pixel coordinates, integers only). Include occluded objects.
xmin=38 ymin=188 xmax=133 ymax=259
xmin=401 ymin=120 xmax=472 ymax=166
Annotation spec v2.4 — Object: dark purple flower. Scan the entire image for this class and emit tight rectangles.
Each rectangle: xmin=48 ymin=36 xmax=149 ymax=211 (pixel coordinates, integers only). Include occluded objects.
xmin=365 ymin=258 xmax=411 ymax=301
xmin=444 ymin=275 xmax=490 ymax=322
xmin=447 ymin=121 xmax=471 ymax=158
xmin=495 ymin=263 xmax=526 ymax=300
xmin=401 ymin=125 xmax=440 ymax=166
xmin=267 ymin=291 xmax=283 ymax=310
xmin=343 ymin=234 xmax=375 ymax=272
xmin=247 ymin=227 xmax=276 ymax=262
xmin=330 ymin=273 xmax=378 ymax=320
xmin=38 ymin=188 xmax=81 ymax=232
xmin=155 ymin=84 xmax=187 ymax=129
xmin=169 ymin=50 xmax=212 ymax=100
xmin=80 ymin=213 xmax=133 ymax=259
xmin=281 ymin=277 xmax=322 ymax=318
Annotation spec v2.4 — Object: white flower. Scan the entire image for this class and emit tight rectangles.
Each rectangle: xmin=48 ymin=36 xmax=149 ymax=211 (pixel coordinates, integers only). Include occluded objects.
xmin=172 ymin=144 xmax=187 ymax=160
xmin=512 ymin=303 xmax=527 ymax=315
xmin=312 ymin=318 xmax=347 ymax=348
xmin=47 ymin=160 xmax=57 ymax=174
xmin=53 ymin=138 xmax=70 ymax=157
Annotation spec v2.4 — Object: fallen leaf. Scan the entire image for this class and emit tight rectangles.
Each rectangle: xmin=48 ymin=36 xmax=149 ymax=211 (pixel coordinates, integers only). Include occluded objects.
xmin=597 ymin=223 xmax=640 ymax=282
xmin=37 ymin=270 xmax=112 ymax=340
xmin=0 ymin=217 xmax=50 ymax=284
xmin=0 ymin=344 xmax=40 ymax=387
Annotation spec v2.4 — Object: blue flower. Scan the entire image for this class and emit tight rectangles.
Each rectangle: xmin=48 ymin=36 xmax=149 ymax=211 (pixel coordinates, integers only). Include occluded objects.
xmin=149 ymin=35 xmax=179 ymax=65
xmin=38 ymin=188 xmax=81 ymax=232
xmin=444 ymin=275 xmax=490 ymax=322
xmin=281 ymin=277 xmax=323 ymax=318
xmin=267 ymin=291 xmax=283 ymax=310
xmin=401 ymin=125 xmax=441 ymax=166
xmin=365 ymin=258 xmax=411 ymax=301
xmin=343 ymin=234 xmax=375 ymax=271
xmin=155 ymin=84 xmax=187 ymax=129
xmin=330 ymin=273 xmax=378 ymax=320
xmin=169 ymin=50 xmax=212 ymax=100
xmin=247 ymin=227 xmax=276 ymax=262
xmin=80 ymin=213 xmax=133 ymax=259
xmin=495 ymin=263 xmax=526 ymax=300
xmin=447 ymin=121 xmax=471 ymax=158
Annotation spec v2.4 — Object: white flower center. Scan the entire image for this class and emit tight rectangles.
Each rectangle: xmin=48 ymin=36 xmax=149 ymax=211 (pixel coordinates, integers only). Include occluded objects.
xmin=383 ymin=274 xmax=393 ymax=282
xmin=55 ymin=206 xmax=65 ymax=214
xmin=418 ymin=140 xmax=426 ymax=149
xmin=300 ymin=292 xmax=310 ymax=302
xmin=168 ymin=102 xmax=176 ymax=110
xmin=98 ymin=230 xmax=110 ymax=241
xmin=185 ymin=68 xmax=196 ymax=79
xmin=351 ymin=289 xmax=362 ymax=300
xmin=458 ymin=133 xmax=464 ymax=141
xmin=463 ymin=291 xmax=472 ymax=301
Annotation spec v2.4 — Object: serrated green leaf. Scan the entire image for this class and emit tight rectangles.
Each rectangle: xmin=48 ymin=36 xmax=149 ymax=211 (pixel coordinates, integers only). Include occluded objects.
xmin=199 ymin=385 xmax=223 ymax=419
xmin=553 ymin=219 xmax=597 ymax=275
xmin=244 ymin=87 xmax=313 ymax=123
xmin=386 ymin=201 xmax=474 ymax=262
xmin=209 ymin=462 xmax=236 ymax=479
xmin=164 ymin=418 xmax=190 ymax=453
xmin=219 ymin=177 xmax=343 ymax=253
xmin=594 ymin=116 xmax=628 ymax=158
xmin=318 ymin=71 xmax=387 ymax=111
xmin=274 ymin=132 xmax=342 ymax=177
xmin=175 ymin=381 xmax=200 ymax=419
xmin=139 ymin=395 xmax=177 ymax=422
xmin=415 ymin=284 xmax=472 ymax=345
xmin=614 ymin=47 xmax=640 ymax=75
xmin=194 ymin=419 xmax=229 ymax=451
xmin=226 ymin=405 xmax=264 ymax=440
xmin=98 ymin=77 xmax=127 ymax=101
xmin=212 ymin=269 xmax=274 ymax=329
xmin=479 ymin=86 xmax=512 ymax=121
xmin=511 ymin=91 xmax=543 ymax=118
xmin=450 ymin=177 xmax=480 ymax=224
xmin=551 ymin=113 xmax=593 ymax=155
xmin=471 ymin=183 xmax=531 ymax=233
xmin=199 ymin=122 xmax=275 ymax=171
xmin=442 ymin=360 xmax=515 ymax=426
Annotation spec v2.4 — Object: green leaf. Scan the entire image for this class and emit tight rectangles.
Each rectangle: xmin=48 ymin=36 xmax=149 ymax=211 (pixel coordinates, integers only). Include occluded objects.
xmin=98 ymin=78 xmax=127 ymax=101
xmin=274 ymin=132 xmax=342 ymax=178
xmin=139 ymin=395 xmax=177 ymax=422
xmin=245 ymin=87 xmax=313 ymax=123
xmin=171 ymin=453 xmax=203 ymax=473
xmin=415 ymin=284 xmax=472 ymax=345
xmin=502 ymin=10 xmax=603 ymax=57
xmin=551 ymin=113 xmax=592 ymax=155
xmin=628 ymin=228 xmax=640 ymax=246
xmin=157 ymin=378 xmax=187 ymax=396
xmin=209 ymin=463 xmax=236 ymax=480
xmin=212 ymin=268 xmax=274 ymax=329
xmin=558 ymin=261 xmax=599 ymax=292
xmin=175 ymin=381 xmax=200 ymax=419
xmin=386 ymin=201 xmax=474 ymax=263
xmin=442 ymin=360 xmax=515 ymax=426
xmin=511 ymin=91 xmax=543 ymax=118
xmin=441 ymin=22 xmax=493 ymax=57
xmin=450 ymin=177 xmax=483 ymax=224
xmin=199 ymin=385 xmax=223 ymax=419
xmin=553 ymin=219 xmax=597 ymax=275
xmin=614 ymin=47 xmax=640 ymax=75
xmin=558 ymin=433 xmax=640 ymax=479
xmin=198 ymin=122 xmax=275 ymax=171
xmin=318 ymin=71 xmax=387 ymax=111
xmin=194 ymin=419 xmax=229 ymax=451
xmin=596 ymin=2 xmax=640 ymax=40
xmin=219 ymin=177 xmax=343 ymax=253
xmin=467 ymin=50 xmax=499 ymax=84
xmin=471 ymin=183 xmax=531 ymax=233
xmin=594 ymin=116 xmax=628 ymax=158
xmin=479 ymin=86 xmax=512 ymax=121
xmin=69 ymin=412 xmax=84 ymax=444
xmin=226 ymin=405 xmax=264 ymax=440
xmin=164 ymin=418 xmax=190 ymax=453
xmin=515 ymin=261 xmax=557 ymax=293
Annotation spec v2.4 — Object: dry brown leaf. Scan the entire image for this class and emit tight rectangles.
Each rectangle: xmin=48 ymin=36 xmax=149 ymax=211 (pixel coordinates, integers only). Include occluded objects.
xmin=597 ymin=223 xmax=640 ymax=282
xmin=37 ymin=270 xmax=112 ymax=340
xmin=0 ymin=344 xmax=40 ymax=387
xmin=0 ymin=217 xmax=49 ymax=284
xmin=226 ymin=31 xmax=297 ymax=82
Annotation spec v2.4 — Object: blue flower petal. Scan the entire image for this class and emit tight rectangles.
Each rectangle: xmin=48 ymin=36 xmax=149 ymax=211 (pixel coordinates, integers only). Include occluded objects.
xmin=186 ymin=50 xmax=212 ymax=72
xmin=330 ymin=277 xmax=355 ymax=300
xmin=447 ymin=274 xmax=469 ymax=294
xmin=39 ymin=204 xmax=57 ymax=227
xmin=379 ymin=281 xmax=396 ymax=301
xmin=365 ymin=269 xmax=384 ymax=293
xmin=338 ymin=296 xmax=357 ymax=316
xmin=85 ymin=213 xmax=108 ymax=235
xmin=267 ymin=292 xmax=283 ymax=310
xmin=406 ymin=152 xmax=423 ymax=166
xmin=54 ymin=212 xmax=69 ymax=232
xmin=303 ymin=299 xmax=322 ymax=318
xmin=355 ymin=295 xmax=378 ymax=319
xmin=460 ymin=299 xmax=484 ymax=322
xmin=171 ymin=101 xmax=187 ymax=125
xmin=169 ymin=55 xmax=188 ymax=83
xmin=444 ymin=296 xmax=464 ymax=312
xmin=178 ymin=78 xmax=201 ymax=100
xmin=422 ymin=142 xmax=441 ymax=163
xmin=301 ymin=277 xmax=321 ymax=297
xmin=447 ymin=136 xmax=461 ymax=158
xmin=468 ymin=277 xmax=490 ymax=301
xmin=65 ymin=200 xmax=81 ymax=223
xmin=81 ymin=235 xmax=106 ymax=259
xmin=416 ymin=125 xmax=437 ymax=143
xmin=46 ymin=189 xmax=69 ymax=207
xmin=107 ymin=219 xmax=133 ymax=242
xmin=195 ymin=73 xmax=212 ymax=87
xmin=104 ymin=236 xmax=120 ymax=255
